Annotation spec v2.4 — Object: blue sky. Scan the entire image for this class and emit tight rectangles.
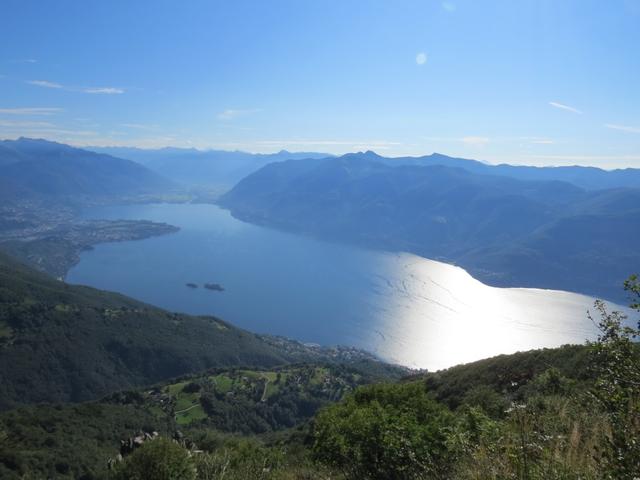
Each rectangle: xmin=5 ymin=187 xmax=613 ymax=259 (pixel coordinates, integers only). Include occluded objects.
xmin=1 ymin=0 xmax=639 ymax=167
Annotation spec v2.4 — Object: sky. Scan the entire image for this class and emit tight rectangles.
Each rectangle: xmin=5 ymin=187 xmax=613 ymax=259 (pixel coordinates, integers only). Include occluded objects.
xmin=1 ymin=0 xmax=639 ymax=168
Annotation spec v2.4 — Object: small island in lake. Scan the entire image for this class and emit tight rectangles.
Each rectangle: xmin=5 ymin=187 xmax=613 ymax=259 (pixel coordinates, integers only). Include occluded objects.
xmin=185 ymin=283 xmax=198 ymax=289
xmin=204 ymin=282 xmax=225 ymax=292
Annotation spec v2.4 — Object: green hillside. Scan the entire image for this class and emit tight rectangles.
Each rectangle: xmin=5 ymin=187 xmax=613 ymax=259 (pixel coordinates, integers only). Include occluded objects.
xmin=2 ymin=332 xmax=638 ymax=479
xmin=0 ymin=252 xmax=402 ymax=411
xmin=0 ymin=363 xmax=388 ymax=479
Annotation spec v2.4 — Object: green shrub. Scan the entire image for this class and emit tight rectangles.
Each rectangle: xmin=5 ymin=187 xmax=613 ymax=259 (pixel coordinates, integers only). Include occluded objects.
xmin=111 ymin=437 xmax=196 ymax=480
xmin=312 ymin=382 xmax=453 ymax=479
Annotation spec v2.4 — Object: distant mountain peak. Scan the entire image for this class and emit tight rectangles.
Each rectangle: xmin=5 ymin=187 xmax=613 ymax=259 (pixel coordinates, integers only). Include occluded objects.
xmin=342 ymin=150 xmax=383 ymax=160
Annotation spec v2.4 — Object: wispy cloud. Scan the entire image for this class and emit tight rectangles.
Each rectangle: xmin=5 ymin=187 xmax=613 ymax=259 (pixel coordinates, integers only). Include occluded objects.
xmin=26 ymin=79 xmax=125 ymax=94
xmin=462 ymin=136 xmax=490 ymax=146
xmin=0 ymin=128 xmax=98 ymax=138
xmin=604 ymin=123 xmax=640 ymax=134
xmin=27 ymin=80 xmax=63 ymax=89
xmin=525 ymin=137 xmax=555 ymax=144
xmin=82 ymin=87 xmax=124 ymax=94
xmin=549 ymin=101 xmax=582 ymax=114
xmin=416 ymin=52 xmax=427 ymax=65
xmin=121 ymin=123 xmax=159 ymax=130
xmin=425 ymin=135 xmax=556 ymax=146
xmin=217 ymin=108 xmax=261 ymax=120
xmin=0 ymin=120 xmax=55 ymax=128
xmin=0 ymin=107 xmax=62 ymax=115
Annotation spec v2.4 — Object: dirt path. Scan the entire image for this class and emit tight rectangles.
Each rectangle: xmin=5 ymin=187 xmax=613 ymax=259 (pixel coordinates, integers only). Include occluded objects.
xmin=260 ymin=379 xmax=270 ymax=402
xmin=175 ymin=403 xmax=200 ymax=415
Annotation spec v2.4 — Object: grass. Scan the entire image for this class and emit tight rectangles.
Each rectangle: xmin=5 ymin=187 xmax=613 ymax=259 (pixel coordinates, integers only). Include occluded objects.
xmin=176 ymin=405 xmax=207 ymax=425
xmin=166 ymin=381 xmax=189 ymax=396
xmin=211 ymin=375 xmax=233 ymax=393
xmin=174 ymin=392 xmax=199 ymax=411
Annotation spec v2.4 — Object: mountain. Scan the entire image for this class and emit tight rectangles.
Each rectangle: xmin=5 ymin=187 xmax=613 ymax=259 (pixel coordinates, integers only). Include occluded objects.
xmin=0 ymin=138 xmax=174 ymax=201
xmin=379 ymin=152 xmax=640 ymax=190
xmin=0 ymin=251 xmax=399 ymax=412
xmin=219 ymin=153 xmax=640 ymax=301
xmin=88 ymin=146 xmax=332 ymax=191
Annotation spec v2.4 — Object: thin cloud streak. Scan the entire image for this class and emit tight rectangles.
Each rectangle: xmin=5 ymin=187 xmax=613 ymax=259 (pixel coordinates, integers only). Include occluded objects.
xmin=27 ymin=80 xmax=63 ymax=89
xmin=0 ymin=128 xmax=98 ymax=137
xmin=0 ymin=120 xmax=55 ymax=128
xmin=549 ymin=101 xmax=582 ymax=114
xmin=0 ymin=107 xmax=62 ymax=115
xmin=121 ymin=123 xmax=159 ymax=130
xmin=82 ymin=87 xmax=124 ymax=94
xmin=605 ymin=123 xmax=640 ymax=134
xmin=26 ymin=79 xmax=125 ymax=94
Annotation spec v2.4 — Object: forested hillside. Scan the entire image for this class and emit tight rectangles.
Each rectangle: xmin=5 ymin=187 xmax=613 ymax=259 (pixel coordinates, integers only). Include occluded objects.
xmin=0 ymin=138 xmax=174 ymax=202
xmin=0 ymin=252 xmax=400 ymax=411
xmin=220 ymin=153 xmax=640 ymax=301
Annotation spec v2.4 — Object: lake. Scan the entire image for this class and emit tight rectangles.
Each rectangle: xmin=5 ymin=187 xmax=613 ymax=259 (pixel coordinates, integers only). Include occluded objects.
xmin=67 ymin=203 xmax=609 ymax=370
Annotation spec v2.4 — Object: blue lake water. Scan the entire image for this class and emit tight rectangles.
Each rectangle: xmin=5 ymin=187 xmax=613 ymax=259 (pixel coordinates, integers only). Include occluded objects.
xmin=67 ymin=203 xmax=610 ymax=370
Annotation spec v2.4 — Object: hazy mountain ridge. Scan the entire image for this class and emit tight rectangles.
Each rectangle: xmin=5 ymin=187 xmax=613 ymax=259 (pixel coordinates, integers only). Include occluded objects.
xmin=377 ymin=151 xmax=640 ymax=190
xmin=88 ymin=145 xmax=333 ymax=191
xmin=220 ymin=153 xmax=640 ymax=301
xmin=0 ymin=138 xmax=174 ymax=201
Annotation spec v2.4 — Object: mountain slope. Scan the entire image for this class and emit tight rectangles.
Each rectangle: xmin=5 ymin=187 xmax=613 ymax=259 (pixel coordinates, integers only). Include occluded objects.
xmin=0 ymin=251 xmax=294 ymax=411
xmin=219 ymin=153 xmax=640 ymax=300
xmin=0 ymin=252 xmax=400 ymax=412
xmin=0 ymin=361 xmax=404 ymax=479
xmin=0 ymin=138 xmax=173 ymax=200
xmin=381 ymin=152 xmax=640 ymax=190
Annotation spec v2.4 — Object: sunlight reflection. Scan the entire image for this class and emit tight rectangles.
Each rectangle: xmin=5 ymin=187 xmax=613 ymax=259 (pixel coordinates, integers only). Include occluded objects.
xmin=367 ymin=253 xmax=619 ymax=371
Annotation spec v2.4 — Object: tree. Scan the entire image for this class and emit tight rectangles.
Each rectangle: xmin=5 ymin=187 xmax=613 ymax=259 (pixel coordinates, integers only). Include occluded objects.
xmin=588 ymin=276 xmax=640 ymax=479
xmin=111 ymin=437 xmax=196 ymax=480
xmin=624 ymin=274 xmax=640 ymax=313
xmin=312 ymin=382 xmax=452 ymax=479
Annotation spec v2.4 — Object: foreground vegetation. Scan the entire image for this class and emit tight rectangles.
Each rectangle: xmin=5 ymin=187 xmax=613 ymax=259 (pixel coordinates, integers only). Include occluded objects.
xmin=2 ymin=298 xmax=637 ymax=479
xmin=0 ymin=256 xmax=637 ymax=478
